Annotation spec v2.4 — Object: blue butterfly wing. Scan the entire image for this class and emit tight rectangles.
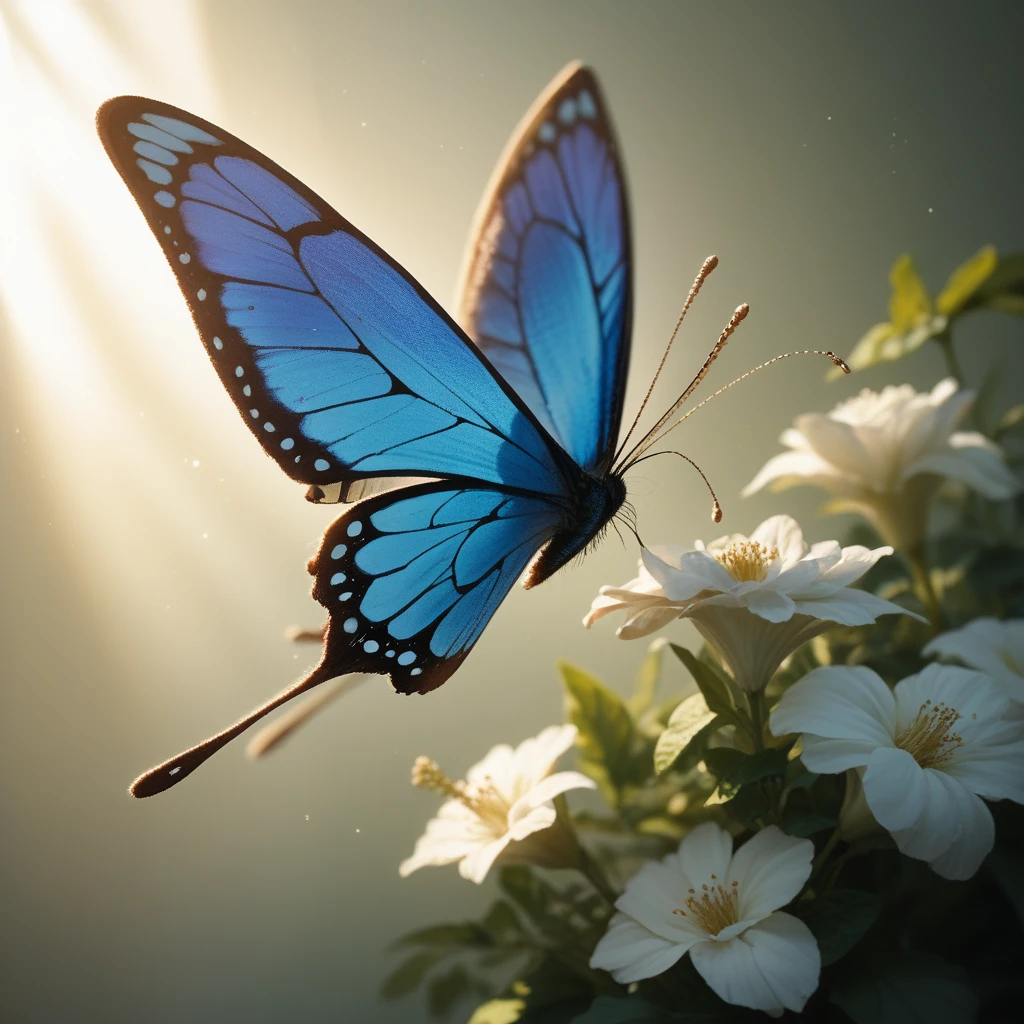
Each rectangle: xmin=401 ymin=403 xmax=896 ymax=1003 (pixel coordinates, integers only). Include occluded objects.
xmin=96 ymin=97 xmax=575 ymax=500
xmin=457 ymin=63 xmax=632 ymax=474
xmin=309 ymin=482 xmax=563 ymax=693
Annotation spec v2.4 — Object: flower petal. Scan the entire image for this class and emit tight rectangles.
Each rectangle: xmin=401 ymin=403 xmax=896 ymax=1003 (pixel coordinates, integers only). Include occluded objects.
xmin=890 ymin=770 xmax=994 ymax=879
xmin=799 ymin=734 xmax=880 ymax=773
xmin=750 ymin=515 xmax=807 ymax=564
xmin=589 ymin=914 xmax=691 ymax=983
xmin=617 ymin=603 xmax=686 ymax=640
xmin=505 ymin=804 xmax=556 ymax=842
xmin=906 ymin=435 xmax=1020 ymax=499
xmin=728 ymin=826 xmax=814 ymax=921
xmin=893 ymin=664 xmax=1008 ymax=737
xmin=676 ymin=821 xmax=734 ymax=885
xmin=790 ymin=589 xmax=924 ymax=627
xmin=741 ymin=450 xmax=844 ymax=497
xmin=616 ymin=859 xmax=707 ymax=943
xmin=690 ymin=911 xmax=820 ymax=1016
xmin=457 ymin=834 xmax=512 ymax=884
xmin=510 ymin=771 xmax=596 ymax=820
xmin=917 ymin=781 xmax=995 ymax=881
xmin=511 ymin=724 xmax=579 ymax=786
xmin=769 ymin=666 xmax=896 ymax=745
xmin=861 ymin=746 xmax=928 ymax=831
xmin=743 ymin=588 xmax=798 ymax=623
xmin=923 ymin=617 xmax=1024 ymax=699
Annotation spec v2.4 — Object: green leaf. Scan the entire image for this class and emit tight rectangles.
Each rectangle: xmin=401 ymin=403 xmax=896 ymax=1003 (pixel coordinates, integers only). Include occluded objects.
xmin=569 ymin=994 xmax=750 ymax=1023
xmin=569 ymin=995 xmax=668 ymax=1023
xmin=780 ymin=808 xmax=837 ymax=837
xmin=830 ymin=952 xmax=977 ymax=1024
xmin=653 ymin=693 xmax=717 ymax=774
xmin=628 ymin=639 xmax=666 ymax=717
xmin=427 ymin=963 xmax=470 ymax=1016
xmin=889 ymin=253 xmax=933 ymax=332
xmin=961 ymin=251 xmax=1024 ymax=317
xmin=391 ymin=921 xmax=490 ymax=950
xmin=936 ymin=245 xmax=998 ymax=317
xmin=704 ymin=747 xmax=788 ymax=787
xmin=669 ymin=645 xmax=740 ymax=727
xmin=467 ymin=999 xmax=527 ymax=1024
xmin=720 ymin=782 xmax=773 ymax=827
xmin=480 ymin=900 xmax=523 ymax=943
xmin=559 ymin=661 xmax=640 ymax=802
xmin=797 ymin=889 xmax=880 ymax=966
xmin=380 ymin=949 xmax=448 ymax=999
xmin=499 ymin=867 xmax=555 ymax=927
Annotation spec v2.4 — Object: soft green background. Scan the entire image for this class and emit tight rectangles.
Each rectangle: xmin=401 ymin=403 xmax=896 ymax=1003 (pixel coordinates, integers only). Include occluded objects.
xmin=1 ymin=1 xmax=1022 ymax=1020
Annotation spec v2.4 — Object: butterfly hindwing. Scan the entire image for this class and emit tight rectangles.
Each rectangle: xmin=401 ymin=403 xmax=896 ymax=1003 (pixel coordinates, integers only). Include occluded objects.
xmin=458 ymin=63 xmax=632 ymax=474
xmin=96 ymin=97 xmax=574 ymax=498
xmin=308 ymin=482 xmax=564 ymax=693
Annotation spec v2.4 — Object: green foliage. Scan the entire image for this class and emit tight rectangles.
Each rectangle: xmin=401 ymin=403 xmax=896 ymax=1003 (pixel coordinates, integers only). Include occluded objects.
xmin=703 ymin=747 xmax=788 ymax=787
xmin=796 ymin=890 xmax=880 ymax=965
xmin=560 ymin=661 xmax=650 ymax=805
xmin=393 ymin=237 xmax=1024 ymax=1021
xmin=668 ymin=645 xmax=744 ymax=731
xmin=653 ymin=692 xmax=717 ymax=774
xmin=829 ymin=953 xmax=978 ymax=1024
xmin=837 ymin=245 xmax=1024 ymax=379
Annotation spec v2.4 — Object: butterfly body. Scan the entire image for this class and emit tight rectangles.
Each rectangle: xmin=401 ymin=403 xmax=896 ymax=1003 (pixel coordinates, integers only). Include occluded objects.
xmin=98 ymin=63 xmax=635 ymax=793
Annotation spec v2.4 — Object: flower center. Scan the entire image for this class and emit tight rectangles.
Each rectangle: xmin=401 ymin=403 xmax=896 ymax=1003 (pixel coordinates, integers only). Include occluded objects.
xmin=715 ymin=541 xmax=779 ymax=583
xmin=672 ymin=875 xmax=740 ymax=936
xmin=894 ymin=700 xmax=963 ymax=769
xmin=411 ymin=756 xmax=510 ymax=834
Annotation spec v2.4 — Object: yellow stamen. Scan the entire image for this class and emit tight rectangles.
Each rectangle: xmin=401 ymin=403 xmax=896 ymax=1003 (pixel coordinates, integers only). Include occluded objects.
xmin=410 ymin=757 xmax=510 ymax=834
xmin=672 ymin=874 xmax=740 ymax=935
xmin=895 ymin=700 xmax=963 ymax=769
xmin=715 ymin=540 xmax=780 ymax=583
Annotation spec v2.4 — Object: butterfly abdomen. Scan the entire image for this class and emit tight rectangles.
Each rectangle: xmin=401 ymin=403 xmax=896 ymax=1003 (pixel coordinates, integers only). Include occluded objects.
xmin=523 ymin=472 xmax=626 ymax=589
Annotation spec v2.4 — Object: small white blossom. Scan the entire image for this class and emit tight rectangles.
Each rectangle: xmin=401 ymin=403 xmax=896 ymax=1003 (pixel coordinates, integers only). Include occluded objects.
xmin=770 ymin=664 xmax=1024 ymax=879
xmin=399 ymin=725 xmax=594 ymax=884
xmin=743 ymin=379 xmax=1019 ymax=549
xmin=585 ymin=515 xmax=915 ymax=691
xmin=923 ymin=617 xmax=1024 ymax=703
xmin=590 ymin=822 xmax=819 ymax=1017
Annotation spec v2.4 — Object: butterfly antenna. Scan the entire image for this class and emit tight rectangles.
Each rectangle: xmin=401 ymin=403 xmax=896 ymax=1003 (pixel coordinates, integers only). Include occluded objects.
xmin=637 ymin=348 xmax=851 ymax=455
xmin=616 ymin=302 xmax=749 ymax=471
xmin=128 ymin=660 xmax=341 ymax=797
xmin=613 ymin=255 xmax=719 ymax=465
xmin=627 ymin=450 xmax=723 ymax=523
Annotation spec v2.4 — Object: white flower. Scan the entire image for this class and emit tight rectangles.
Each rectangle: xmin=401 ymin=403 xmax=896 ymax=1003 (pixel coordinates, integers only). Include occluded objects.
xmin=770 ymin=664 xmax=1024 ymax=880
xmin=923 ymin=617 xmax=1024 ymax=703
xmin=399 ymin=725 xmax=595 ymax=884
xmin=742 ymin=379 xmax=1019 ymax=549
xmin=585 ymin=514 xmax=915 ymax=691
xmin=590 ymin=822 xmax=819 ymax=1017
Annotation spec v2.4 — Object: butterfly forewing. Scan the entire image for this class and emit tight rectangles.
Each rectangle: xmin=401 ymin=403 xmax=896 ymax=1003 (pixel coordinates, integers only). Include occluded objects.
xmin=96 ymin=97 xmax=574 ymax=498
xmin=457 ymin=63 xmax=633 ymax=474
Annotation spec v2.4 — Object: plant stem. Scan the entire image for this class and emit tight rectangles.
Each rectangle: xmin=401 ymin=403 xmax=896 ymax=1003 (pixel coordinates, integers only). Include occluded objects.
xmin=810 ymin=827 xmax=843 ymax=886
xmin=744 ymin=690 xmax=767 ymax=752
xmin=906 ymin=544 xmax=944 ymax=633
xmin=576 ymin=843 xmax=619 ymax=906
xmin=935 ymin=326 xmax=965 ymax=387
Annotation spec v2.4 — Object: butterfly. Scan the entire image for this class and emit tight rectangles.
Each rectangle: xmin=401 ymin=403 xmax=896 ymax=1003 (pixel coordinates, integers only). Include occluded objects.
xmin=100 ymin=63 xmax=643 ymax=797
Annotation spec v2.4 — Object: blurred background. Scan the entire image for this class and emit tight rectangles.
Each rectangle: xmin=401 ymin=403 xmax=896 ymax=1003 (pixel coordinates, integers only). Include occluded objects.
xmin=1 ymin=1 xmax=1021 ymax=1020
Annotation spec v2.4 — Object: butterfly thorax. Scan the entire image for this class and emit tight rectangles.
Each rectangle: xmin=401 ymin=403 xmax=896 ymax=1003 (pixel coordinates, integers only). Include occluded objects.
xmin=523 ymin=470 xmax=626 ymax=589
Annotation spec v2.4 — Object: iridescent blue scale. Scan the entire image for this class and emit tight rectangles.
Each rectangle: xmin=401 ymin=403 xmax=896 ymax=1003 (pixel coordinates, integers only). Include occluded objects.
xmin=97 ymin=63 xmax=634 ymax=795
